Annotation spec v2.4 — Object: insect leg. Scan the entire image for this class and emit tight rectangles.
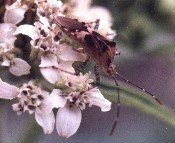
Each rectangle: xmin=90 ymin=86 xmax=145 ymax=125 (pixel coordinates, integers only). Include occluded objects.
xmin=116 ymin=72 xmax=162 ymax=105
xmin=94 ymin=65 xmax=100 ymax=86
xmin=109 ymin=76 xmax=121 ymax=136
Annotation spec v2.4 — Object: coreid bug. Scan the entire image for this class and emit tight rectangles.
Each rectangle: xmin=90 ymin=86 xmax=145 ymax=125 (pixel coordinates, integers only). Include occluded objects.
xmin=54 ymin=16 xmax=162 ymax=135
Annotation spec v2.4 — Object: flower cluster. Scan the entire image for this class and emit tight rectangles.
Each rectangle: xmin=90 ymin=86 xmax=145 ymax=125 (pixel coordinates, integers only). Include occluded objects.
xmin=0 ymin=0 xmax=116 ymax=138
xmin=0 ymin=1 xmax=31 ymax=76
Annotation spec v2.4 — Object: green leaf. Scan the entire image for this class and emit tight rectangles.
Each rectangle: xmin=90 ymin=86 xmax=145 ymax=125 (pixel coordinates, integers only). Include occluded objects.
xmin=100 ymin=82 xmax=175 ymax=127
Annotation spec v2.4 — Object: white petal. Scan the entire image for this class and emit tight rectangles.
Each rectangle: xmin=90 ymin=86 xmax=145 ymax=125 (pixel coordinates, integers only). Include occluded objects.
xmin=71 ymin=0 xmax=91 ymax=10
xmin=9 ymin=58 xmax=31 ymax=76
xmin=56 ymin=104 xmax=81 ymax=138
xmin=47 ymin=0 xmax=63 ymax=8
xmin=0 ymin=79 xmax=19 ymax=99
xmin=44 ymin=89 xmax=66 ymax=109
xmin=40 ymin=67 xmax=60 ymax=84
xmin=4 ymin=6 xmax=27 ymax=25
xmin=57 ymin=60 xmax=75 ymax=74
xmin=14 ymin=24 xmax=39 ymax=40
xmin=86 ymin=88 xmax=111 ymax=112
xmin=105 ymin=28 xmax=116 ymax=40
xmin=39 ymin=16 xmax=50 ymax=28
xmin=35 ymin=108 xmax=55 ymax=134
xmin=0 ymin=23 xmax=17 ymax=43
xmin=59 ymin=44 xmax=86 ymax=62
xmin=89 ymin=7 xmax=112 ymax=30
xmin=12 ymin=103 xmax=20 ymax=111
xmin=39 ymin=54 xmax=59 ymax=68
xmin=1 ymin=58 xmax=10 ymax=66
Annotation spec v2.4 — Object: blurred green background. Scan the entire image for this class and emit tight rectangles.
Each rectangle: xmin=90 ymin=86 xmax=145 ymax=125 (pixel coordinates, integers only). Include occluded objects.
xmin=1 ymin=0 xmax=175 ymax=143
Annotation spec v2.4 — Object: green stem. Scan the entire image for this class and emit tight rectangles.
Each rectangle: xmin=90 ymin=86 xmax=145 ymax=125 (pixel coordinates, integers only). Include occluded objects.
xmin=100 ymin=82 xmax=175 ymax=127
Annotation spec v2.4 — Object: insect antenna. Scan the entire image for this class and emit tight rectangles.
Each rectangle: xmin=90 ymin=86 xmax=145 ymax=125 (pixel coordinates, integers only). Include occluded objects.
xmin=115 ymin=72 xmax=162 ymax=105
xmin=109 ymin=76 xmax=121 ymax=136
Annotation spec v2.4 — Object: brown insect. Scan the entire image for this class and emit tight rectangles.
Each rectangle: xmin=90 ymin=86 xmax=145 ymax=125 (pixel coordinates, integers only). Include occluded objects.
xmin=54 ymin=16 xmax=162 ymax=135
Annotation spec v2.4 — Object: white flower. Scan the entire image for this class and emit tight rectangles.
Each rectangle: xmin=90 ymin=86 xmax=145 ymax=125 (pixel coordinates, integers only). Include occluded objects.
xmin=56 ymin=103 xmax=81 ymax=138
xmin=35 ymin=0 xmax=62 ymax=17
xmin=39 ymin=53 xmax=61 ymax=84
xmin=38 ymin=43 xmax=86 ymax=84
xmin=105 ymin=28 xmax=117 ymax=41
xmin=83 ymin=88 xmax=111 ymax=112
xmin=47 ymin=0 xmax=63 ymax=8
xmin=39 ymin=53 xmax=75 ymax=84
xmin=0 ymin=0 xmax=28 ymax=52
xmin=54 ymin=87 xmax=111 ymax=138
xmin=14 ymin=24 xmax=40 ymax=40
xmin=65 ymin=72 xmax=93 ymax=91
xmin=0 ymin=79 xmax=19 ymax=99
xmin=0 ymin=79 xmax=66 ymax=134
xmin=20 ymin=15 xmax=61 ymax=54
xmin=0 ymin=1 xmax=31 ymax=76
xmin=15 ymin=16 xmax=86 ymax=82
xmin=12 ymin=81 xmax=64 ymax=134
xmin=1 ymin=57 xmax=31 ymax=76
xmin=51 ymin=73 xmax=111 ymax=138
xmin=0 ymin=0 xmax=115 ymax=138
xmin=59 ymin=44 xmax=86 ymax=62
xmin=4 ymin=0 xmax=28 ymax=25
xmin=0 ymin=23 xmax=17 ymax=52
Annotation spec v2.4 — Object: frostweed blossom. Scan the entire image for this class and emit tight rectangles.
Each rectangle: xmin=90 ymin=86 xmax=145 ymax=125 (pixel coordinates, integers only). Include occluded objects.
xmin=0 ymin=75 xmax=111 ymax=137
xmin=0 ymin=0 xmax=28 ymax=51
xmin=1 ymin=56 xmax=31 ymax=76
xmin=0 ymin=78 xmax=19 ymax=100
xmin=53 ymin=73 xmax=111 ymax=138
xmin=0 ymin=0 xmax=31 ymax=76
xmin=11 ymin=81 xmax=61 ymax=134
xmin=15 ymin=13 xmax=86 ymax=83
xmin=0 ymin=79 xmax=62 ymax=134
xmin=0 ymin=0 xmax=115 ymax=138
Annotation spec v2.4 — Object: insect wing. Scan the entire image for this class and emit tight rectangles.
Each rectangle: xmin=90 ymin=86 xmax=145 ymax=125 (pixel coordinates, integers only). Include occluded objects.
xmin=91 ymin=31 xmax=108 ymax=41
xmin=92 ymin=31 xmax=116 ymax=49
xmin=84 ymin=34 xmax=100 ymax=50
xmin=54 ymin=16 xmax=87 ymax=31
xmin=84 ymin=34 xmax=115 ymax=71
xmin=92 ymin=31 xmax=116 ymax=61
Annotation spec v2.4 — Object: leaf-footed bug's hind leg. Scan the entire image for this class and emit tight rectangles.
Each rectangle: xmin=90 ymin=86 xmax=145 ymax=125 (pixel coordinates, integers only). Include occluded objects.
xmin=109 ymin=76 xmax=121 ymax=136
xmin=94 ymin=65 xmax=100 ymax=86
